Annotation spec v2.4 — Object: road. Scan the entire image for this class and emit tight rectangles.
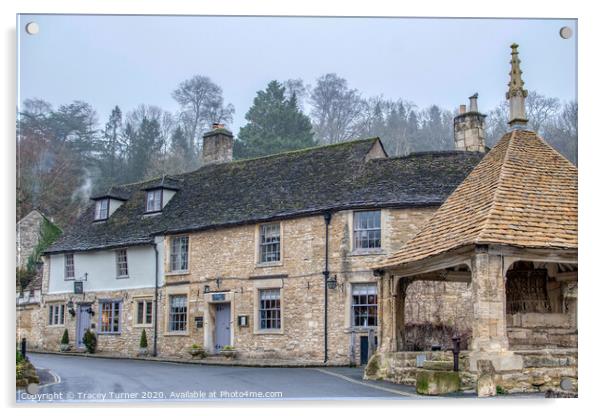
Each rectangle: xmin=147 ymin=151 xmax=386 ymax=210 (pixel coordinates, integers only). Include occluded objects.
xmin=18 ymin=353 xmax=427 ymax=403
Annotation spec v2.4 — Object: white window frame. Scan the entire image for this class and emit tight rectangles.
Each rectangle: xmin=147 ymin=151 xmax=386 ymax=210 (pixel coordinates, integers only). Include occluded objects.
xmin=98 ymin=300 xmax=121 ymax=334
xmin=48 ymin=304 xmax=65 ymax=326
xmin=353 ymin=210 xmax=382 ymax=251
xmin=146 ymin=189 xmax=162 ymax=213
xmin=258 ymin=288 xmax=281 ymax=331
xmin=258 ymin=223 xmax=281 ymax=264
xmin=94 ymin=198 xmax=109 ymax=220
xmin=351 ymin=283 xmax=378 ymax=328
xmin=115 ymin=249 xmax=129 ymax=278
xmin=168 ymin=294 xmax=188 ymax=333
xmin=135 ymin=299 xmax=153 ymax=326
xmin=64 ymin=253 xmax=75 ymax=280
xmin=170 ymin=236 xmax=189 ymax=272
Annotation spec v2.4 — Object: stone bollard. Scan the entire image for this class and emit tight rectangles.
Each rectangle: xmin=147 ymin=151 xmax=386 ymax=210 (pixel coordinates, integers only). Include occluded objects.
xmin=477 ymin=360 xmax=496 ymax=397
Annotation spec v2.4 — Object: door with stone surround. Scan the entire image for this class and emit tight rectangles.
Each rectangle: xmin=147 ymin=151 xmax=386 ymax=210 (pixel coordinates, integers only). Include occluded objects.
xmin=214 ymin=303 xmax=231 ymax=351
xmin=76 ymin=304 xmax=91 ymax=348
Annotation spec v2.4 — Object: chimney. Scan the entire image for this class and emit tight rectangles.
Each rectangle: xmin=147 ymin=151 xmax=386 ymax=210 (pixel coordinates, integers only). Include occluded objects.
xmin=453 ymin=93 xmax=486 ymax=152
xmin=202 ymin=123 xmax=233 ymax=165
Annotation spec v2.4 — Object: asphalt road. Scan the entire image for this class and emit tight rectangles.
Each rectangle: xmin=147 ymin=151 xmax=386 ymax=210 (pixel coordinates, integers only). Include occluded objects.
xmin=18 ymin=353 xmax=426 ymax=403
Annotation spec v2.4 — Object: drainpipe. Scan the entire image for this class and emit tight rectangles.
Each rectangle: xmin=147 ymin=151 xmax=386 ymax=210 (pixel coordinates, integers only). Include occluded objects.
xmin=153 ymin=242 xmax=159 ymax=357
xmin=323 ymin=211 xmax=332 ymax=363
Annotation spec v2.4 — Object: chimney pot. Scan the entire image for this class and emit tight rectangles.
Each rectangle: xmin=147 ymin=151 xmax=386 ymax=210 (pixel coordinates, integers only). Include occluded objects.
xmin=469 ymin=93 xmax=479 ymax=112
xmin=459 ymin=105 xmax=466 ymax=114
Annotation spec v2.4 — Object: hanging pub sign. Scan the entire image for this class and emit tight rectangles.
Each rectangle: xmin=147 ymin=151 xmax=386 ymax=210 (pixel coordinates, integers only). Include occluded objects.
xmin=194 ymin=316 xmax=204 ymax=328
xmin=74 ymin=281 xmax=83 ymax=294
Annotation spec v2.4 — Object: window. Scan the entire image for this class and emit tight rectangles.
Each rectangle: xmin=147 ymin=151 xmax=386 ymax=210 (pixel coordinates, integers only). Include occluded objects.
xmin=170 ymin=236 xmax=189 ymax=272
xmin=146 ymin=189 xmax=162 ymax=213
xmin=169 ymin=295 xmax=187 ymax=332
xmin=48 ymin=304 xmax=65 ymax=326
xmin=353 ymin=211 xmax=381 ymax=250
xmin=352 ymin=284 xmax=378 ymax=327
xmin=94 ymin=199 xmax=109 ymax=220
xmin=136 ymin=299 xmax=153 ymax=325
xmin=259 ymin=223 xmax=281 ymax=263
xmin=259 ymin=289 xmax=281 ymax=330
xmin=64 ymin=254 xmax=75 ymax=280
xmin=99 ymin=301 xmax=121 ymax=333
xmin=115 ymin=249 xmax=129 ymax=278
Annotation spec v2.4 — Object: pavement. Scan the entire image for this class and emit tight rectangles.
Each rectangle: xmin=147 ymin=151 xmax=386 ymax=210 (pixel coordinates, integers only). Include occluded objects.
xmin=17 ymin=353 xmax=544 ymax=403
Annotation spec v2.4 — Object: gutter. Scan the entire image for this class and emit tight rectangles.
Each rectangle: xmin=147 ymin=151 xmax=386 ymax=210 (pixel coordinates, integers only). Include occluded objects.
xmin=323 ymin=211 xmax=332 ymax=363
xmin=153 ymin=242 xmax=159 ymax=357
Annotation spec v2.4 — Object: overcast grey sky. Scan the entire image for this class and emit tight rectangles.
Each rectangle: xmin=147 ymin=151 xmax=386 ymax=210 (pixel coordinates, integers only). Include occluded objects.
xmin=17 ymin=15 xmax=576 ymax=133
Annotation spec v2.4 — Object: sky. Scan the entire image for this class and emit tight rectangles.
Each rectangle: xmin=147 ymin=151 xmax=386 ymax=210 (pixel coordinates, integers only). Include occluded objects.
xmin=17 ymin=15 xmax=577 ymax=133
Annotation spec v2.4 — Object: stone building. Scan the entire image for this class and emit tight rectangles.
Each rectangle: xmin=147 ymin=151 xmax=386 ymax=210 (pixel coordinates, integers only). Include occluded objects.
xmin=367 ymin=44 xmax=578 ymax=394
xmin=31 ymin=118 xmax=486 ymax=364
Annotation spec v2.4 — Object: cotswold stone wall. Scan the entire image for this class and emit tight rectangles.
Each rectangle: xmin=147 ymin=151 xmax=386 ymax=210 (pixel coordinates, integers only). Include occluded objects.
xmin=404 ymin=281 xmax=473 ymax=350
xmin=16 ymin=210 xmax=45 ymax=268
xmin=31 ymin=206 xmax=477 ymax=364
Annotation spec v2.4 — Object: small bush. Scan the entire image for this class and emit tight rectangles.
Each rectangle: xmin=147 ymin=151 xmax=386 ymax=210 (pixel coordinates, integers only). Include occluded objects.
xmin=221 ymin=345 xmax=235 ymax=351
xmin=61 ymin=329 xmax=69 ymax=345
xmin=16 ymin=350 xmax=25 ymax=364
xmin=83 ymin=329 xmax=97 ymax=353
xmin=140 ymin=329 xmax=148 ymax=349
xmin=496 ymin=385 xmax=507 ymax=395
xmin=191 ymin=343 xmax=201 ymax=349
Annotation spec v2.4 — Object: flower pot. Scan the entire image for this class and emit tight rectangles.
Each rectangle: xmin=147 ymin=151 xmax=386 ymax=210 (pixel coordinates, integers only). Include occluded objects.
xmin=59 ymin=343 xmax=71 ymax=352
xmin=189 ymin=347 xmax=206 ymax=359
xmin=220 ymin=349 xmax=237 ymax=359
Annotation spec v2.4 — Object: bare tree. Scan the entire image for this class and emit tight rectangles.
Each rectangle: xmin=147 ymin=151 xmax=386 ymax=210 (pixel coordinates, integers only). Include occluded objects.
xmin=526 ymin=91 xmax=561 ymax=134
xmin=172 ymin=75 xmax=234 ymax=151
xmin=309 ymin=73 xmax=367 ymax=144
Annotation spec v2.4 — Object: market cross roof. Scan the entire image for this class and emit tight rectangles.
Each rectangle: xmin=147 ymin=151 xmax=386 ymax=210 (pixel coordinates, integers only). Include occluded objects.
xmin=45 ymin=137 xmax=484 ymax=254
xmin=375 ymin=129 xmax=578 ymax=270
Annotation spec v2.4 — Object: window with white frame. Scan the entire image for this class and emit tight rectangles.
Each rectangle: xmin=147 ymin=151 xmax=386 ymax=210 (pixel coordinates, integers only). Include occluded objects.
xmin=259 ymin=223 xmax=281 ymax=263
xmin=168 ymin=295 xmax=187 ymax=332
xmin=136 ymin=299 xmax=153 ymax=325
xmin=99 ymin=301 xmax=121 ymax=333
xmin=64 ymin=253 xmax=75 ymax=280
xmin=94 ymin=199 xmax=109 ymax=220
xmin=170 ymin=236 xmax=189 ymax=272
xmin=352 ymin=284 xmax=378 ymax=327
xmin=353 ymin=210 xmax=381 ymax=250
xmin=48 ymin=304 xmax=65 ymax=326
xmin=115 ymin=249 xmax=129 ymax=278
xmin=145 ymin=189 xmax=162 ymax=213
xmin=259 ymin=288 xmax=281 ymax=330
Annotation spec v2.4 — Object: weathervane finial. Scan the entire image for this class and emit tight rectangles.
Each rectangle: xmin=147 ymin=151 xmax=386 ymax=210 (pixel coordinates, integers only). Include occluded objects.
xmin=506 ymin=43 xmax=529 ymax=129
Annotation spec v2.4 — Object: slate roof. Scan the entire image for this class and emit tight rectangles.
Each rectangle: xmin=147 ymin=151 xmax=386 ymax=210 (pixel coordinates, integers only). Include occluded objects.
xmin=375 ymin=129 xmax=578 ymax=269
xmin=45 ymin=138 xmax=483 ymax=254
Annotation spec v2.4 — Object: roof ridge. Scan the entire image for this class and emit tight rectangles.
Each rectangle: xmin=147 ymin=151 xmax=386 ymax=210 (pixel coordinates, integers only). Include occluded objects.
xmin=474 ymin=129 xmax=516 ymax=244
xmin=227 ymin=137 xmax=380 ymax=165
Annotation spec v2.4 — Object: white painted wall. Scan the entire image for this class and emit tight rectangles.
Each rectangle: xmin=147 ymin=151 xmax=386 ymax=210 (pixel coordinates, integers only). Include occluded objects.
xmin=47 ymin=237 xmax=165 ymax=294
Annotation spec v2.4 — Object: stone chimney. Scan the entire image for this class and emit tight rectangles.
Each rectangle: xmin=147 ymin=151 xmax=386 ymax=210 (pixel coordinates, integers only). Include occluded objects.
xmin=202 ymin=123 xmax=233 ymax=165
xmin=453 ymin=93 xmax=486 ymax=152
xmin=506 ymin=43 xmax=529 ymax=129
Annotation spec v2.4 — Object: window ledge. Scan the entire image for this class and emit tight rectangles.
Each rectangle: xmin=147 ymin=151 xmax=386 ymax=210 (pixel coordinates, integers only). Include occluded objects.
xmin=97 ymin=332 xmax=121 ymax=336
xmin=164 ymin=331 xmax=189 ymax=337
xmin=116 ymin=275 xmax=130 ymax=280
xmin=255 ymin=262 xmax=283 ymax=268
xmin=253 ymin=330 xmax=284 ymax=335
xmin=165 ymin=270 xmax=190 ymax=276
xmin=133 ymin=324 xmax=153 ymax=328
xmin=344 ymin=326 xmax=379 ymax=334
xmin=348 ymin=249 xmax=386 ymax=257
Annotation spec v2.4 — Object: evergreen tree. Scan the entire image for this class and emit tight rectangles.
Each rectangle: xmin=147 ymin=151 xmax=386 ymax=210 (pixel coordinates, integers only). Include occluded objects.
xmin=98 ymin=106 xmax=123 ymax=189
xmin=235 ymin=81 xmax=315 ymax=158
xmin=126 ymin=117 xmax=163 ymax=181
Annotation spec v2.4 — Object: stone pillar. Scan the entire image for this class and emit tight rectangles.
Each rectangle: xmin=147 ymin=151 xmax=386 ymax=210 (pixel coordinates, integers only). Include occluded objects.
xmin=470 ymin=246 xmax=509 ymax=352
xmin=395 ymin=278 xmax=410 ymax=351
xmin=378 ymin=273 xmax=395 ymax=353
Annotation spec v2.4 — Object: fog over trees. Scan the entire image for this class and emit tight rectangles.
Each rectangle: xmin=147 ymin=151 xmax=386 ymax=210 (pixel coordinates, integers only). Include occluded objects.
xmin=17 ymin=73 xmax=577 ymax=227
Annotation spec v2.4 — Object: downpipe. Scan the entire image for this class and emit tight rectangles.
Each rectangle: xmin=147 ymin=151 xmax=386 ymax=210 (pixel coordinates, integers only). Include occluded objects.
xmin=323 ymin=211 xmax=332 ymax=363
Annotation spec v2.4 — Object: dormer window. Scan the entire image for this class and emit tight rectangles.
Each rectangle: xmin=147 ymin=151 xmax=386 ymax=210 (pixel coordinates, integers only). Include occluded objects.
xmin=94 ymin=199 xmax=109 ymax=221
xmin=146 ymin=189 xmax=162 ymax=213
